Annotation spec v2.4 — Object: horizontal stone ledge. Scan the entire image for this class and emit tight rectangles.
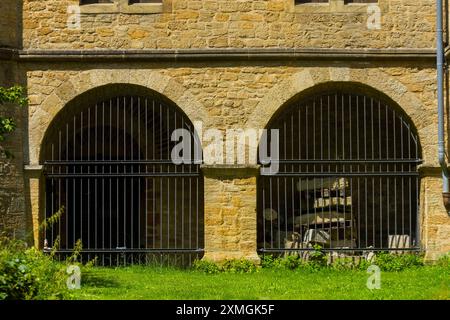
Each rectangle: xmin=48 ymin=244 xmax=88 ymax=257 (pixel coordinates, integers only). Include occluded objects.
xmin=418 ymin=166 xmax=450 ymax=177
xmin=0 ymin=48 xmax=437 ymax=63
xmin=201 ymin=164 xmax=260 ymax=178
xmin=23 ymin=165 xmax=44 ymax=178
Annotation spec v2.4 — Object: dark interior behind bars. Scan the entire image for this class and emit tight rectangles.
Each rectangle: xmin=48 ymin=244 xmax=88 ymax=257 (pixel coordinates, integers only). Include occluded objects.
xmin=43 ymin=95 xmax=204 ymax=266
xmin=258 ymin=91 xmax=421 ymax=255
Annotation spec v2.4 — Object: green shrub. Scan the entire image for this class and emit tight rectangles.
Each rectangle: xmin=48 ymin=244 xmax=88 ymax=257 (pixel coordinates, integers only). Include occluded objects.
xmin=260 ymin=251 xmax=424 ymax=272
xmin=279 ymin=255 xmax=302 ymax=270
xmin=260 ymin=255 xmax=277 ymax=268
xmin=330 ymin=257 xmax=357 ymax=270
xmin=192 ymin=260 xmax=221 ymax=274
xmin=221 ymin=259 xmax=257 ymax=274
xmin=372 ymin=252 xmax=424 ymax=272
xmin=435 ymin=254 xmax=450 ymax=268
xmin=0 ymin=236 xmax=69 ymax=300
xmin=307 ymin=245 xmax=328 ymax=267
xmin=193 ymin=259 xmax=257 ymax=274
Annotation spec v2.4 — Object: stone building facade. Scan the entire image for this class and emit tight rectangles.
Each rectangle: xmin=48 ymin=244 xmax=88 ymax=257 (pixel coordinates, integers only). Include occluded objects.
xmin=0 ymin=0 xmax=449 ymax=262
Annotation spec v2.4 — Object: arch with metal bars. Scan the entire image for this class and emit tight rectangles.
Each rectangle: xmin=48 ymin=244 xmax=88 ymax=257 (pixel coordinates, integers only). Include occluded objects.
xmin=257 ymin=85 xmax=422 ymax=257
xmin=41 ymin=84 xmax=204 ymax=266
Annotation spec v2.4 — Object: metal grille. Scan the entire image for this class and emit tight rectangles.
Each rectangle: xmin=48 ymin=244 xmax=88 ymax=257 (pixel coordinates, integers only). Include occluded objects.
xmin=258 ymin=91 xmax=421 ymax=256
xmin=43 ymin=95 xmax=204 ymax=266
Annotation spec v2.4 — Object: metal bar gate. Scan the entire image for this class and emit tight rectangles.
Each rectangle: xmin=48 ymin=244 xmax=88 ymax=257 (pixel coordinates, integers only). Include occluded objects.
xmin=258 ymin=91 xmax=422 ymax=257
xmin=43 ymin=95 xmax=204 ymax=266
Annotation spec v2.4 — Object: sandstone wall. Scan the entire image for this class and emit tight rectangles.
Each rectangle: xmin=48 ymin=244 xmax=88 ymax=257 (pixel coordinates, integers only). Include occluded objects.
xmin=0 ymin=61 xmax=28 ymax=239
xmin=20 ymin=62 xmax=450 ymax=259
xmin=22 ymin=0 xmax=436 ymax=50
xmin=0 ymin=0 xmax=446 ymax=260
xmin=0 ymin=1 xmax=20 ymax=48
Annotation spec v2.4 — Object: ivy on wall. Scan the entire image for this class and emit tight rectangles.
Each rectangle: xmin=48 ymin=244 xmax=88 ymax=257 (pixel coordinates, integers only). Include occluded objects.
xmin=0 ymin=86 xmax=27 ymax=157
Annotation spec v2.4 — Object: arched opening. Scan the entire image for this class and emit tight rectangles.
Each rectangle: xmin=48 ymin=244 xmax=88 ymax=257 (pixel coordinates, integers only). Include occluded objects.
xmin=258 ymin=86 xmax=422 ymax=257
xmin=41 ymin=85 xmax=204 ymax=266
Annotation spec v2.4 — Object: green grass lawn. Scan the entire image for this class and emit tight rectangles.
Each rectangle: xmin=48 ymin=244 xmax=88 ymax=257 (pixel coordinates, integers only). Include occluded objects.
xmin=72 ymin=265 xmax=450 ymax=300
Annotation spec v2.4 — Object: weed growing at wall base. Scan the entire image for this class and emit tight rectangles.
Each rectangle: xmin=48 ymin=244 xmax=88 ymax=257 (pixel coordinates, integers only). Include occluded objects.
xmin=193 ymin=258 xmax=258 ymax=274
xmin=259 ymin=252 xmax=425 ymax=272
xmin=0 ymin=235 xmax=68 ymax=300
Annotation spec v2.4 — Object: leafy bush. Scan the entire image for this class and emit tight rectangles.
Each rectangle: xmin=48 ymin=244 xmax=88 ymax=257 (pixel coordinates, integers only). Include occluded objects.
xmin=0 ymin=236 xmax=69 ymax=300
xmin=374 ymin=252 xmax=424 ymax=272
xmin=436 ymin=254 xmax=450 ymax=268
xmin=193 ymin=259 xmax=257 ymax=274
xmin=192 ymin=260 xmax=221 ymax=274
xmin=0 ymin=207 xmax=94 ymax=300
xmin=221 ymin=259 xmax=257 ymax=274
xmin=260 ymin=254 xmax=277 ymax=268
xmin=279 ymin=255 xmax=302 ymax=270
xmin=306 ymin=245 xmax=328 ymax=269
xmin=260 ymin=251 xmax=425 ymax=272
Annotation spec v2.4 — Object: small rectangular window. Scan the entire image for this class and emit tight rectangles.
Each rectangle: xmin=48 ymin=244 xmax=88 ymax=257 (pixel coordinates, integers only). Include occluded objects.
xmin=80 ymin=0 xmax=113 ymax=4
xmin=344 ymin=0 xmax=378 ymax=3
xmin=129 ymin=0 xmax=162 ymax=4
xmin=295 ymin=0 xmax=329 ymax=4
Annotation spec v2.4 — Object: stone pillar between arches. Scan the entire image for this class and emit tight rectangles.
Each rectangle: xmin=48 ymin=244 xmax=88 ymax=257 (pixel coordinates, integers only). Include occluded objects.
xmin=201 ymin=165 xmax=260 ymax=264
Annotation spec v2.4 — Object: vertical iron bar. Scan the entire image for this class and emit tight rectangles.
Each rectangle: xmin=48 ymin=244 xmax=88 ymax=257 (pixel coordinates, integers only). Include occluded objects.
xmin=393 ymin=109 xmax=397 ymax=238
xmin=102 ymin=101 xmax=105 ymax=264
xmin=401 ymin=116 xmax=405 ymax=238
xmin=131 ymin=97 xmax=134 ymax=253
xmin=379 ymin=101 xmax=382 ymax=247
xmin=87 ymin=108 xmax=91 ymax=253
xmin=58 ymin=130 xmax=62 ymax=250
xmin=138 ymin=97 xmax=141 ymax=251
xmin=80 ymin=111 xmax=83 ymax=251
xmin=269 ymin=175 xmax=273 ymax=248
xmin=66 ymin=123 xmax=69 ymax=250
xmin=123 ymin=97 xmax=126 ymax=251
xmin=371 ymin=98 xmax=375 ymax=247
xmin=51 ymin=145 xmax=54 ymax=248
xmin=73 ymin=115 xmax=76 ymax=248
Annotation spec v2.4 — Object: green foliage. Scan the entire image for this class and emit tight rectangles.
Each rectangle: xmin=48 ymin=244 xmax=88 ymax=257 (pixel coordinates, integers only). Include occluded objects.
xmin=0 ymin=205 xmax=96 ymax=300
xmin=436 ymin=253 xmax=450 ymax=268
xmin=0 ymin=86 xmax=27 ymax=154
xmin=260 ymin=251 xmax=424 ymax=272
xmin=192 ymin=260 xmax=221 ymax=274
xmin=0 ymin=86 xmax=28 ymax=107
xmin=260 ymin=254 xmax=276 ymax=268
xmin=66 ymin=239 xmax=84 ymax=265
xmin=221 ymin=259 xmax=257 ymax=274
xmin=193 ymin=258 xmax=257 ymax=274
xmin=39 ymin=206 xmax=64 ymax=233
xmin=307 ymin=244 xmax=328 ymax=268
xmin=0 ymin=235 xmax=69 ymax=300
xmin=374 ymin=252 xmax=424 ymax=272
xmin=261 ymin=255 xmax=299 ymax=270
xmin=278 ymin=255 xmax=302 ymax=270
xmin=72 ymin=265 xmax=450 ymax=300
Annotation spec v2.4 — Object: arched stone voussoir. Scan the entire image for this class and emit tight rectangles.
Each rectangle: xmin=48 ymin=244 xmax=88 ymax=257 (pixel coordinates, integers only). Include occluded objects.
xmin=247 ymin=67 xmax=430 ymax=164
xmin=247 ymin=67 xmax=423 ymax=129
xmin=29 ymin=69 xmax=208 ymax=165
xmin=246 ymin=69 xmax=315 ymax=130
xmin=249 ymin=67 xmax=426 ymax=137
